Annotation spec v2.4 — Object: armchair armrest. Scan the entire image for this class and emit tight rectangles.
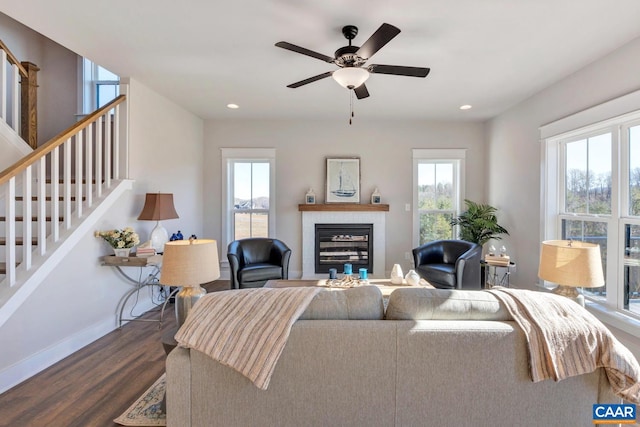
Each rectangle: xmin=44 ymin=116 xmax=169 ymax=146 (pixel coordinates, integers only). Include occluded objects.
xmin=454 ymin=244 xmax=482 ymax=289
xmin=227 ymin=241 xmax=244 ymax=289
xmin=270 ymin=240 xmax=292 ymax=280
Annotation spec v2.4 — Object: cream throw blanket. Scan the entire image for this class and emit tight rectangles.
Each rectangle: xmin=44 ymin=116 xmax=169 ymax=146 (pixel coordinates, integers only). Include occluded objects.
xmin=488 ymin=288 xmax=640 ymax=403
xmin=174 ymin=287 xmax=322 ymax=390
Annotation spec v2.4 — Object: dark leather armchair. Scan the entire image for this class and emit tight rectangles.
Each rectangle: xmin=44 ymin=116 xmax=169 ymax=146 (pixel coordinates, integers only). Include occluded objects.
xmin=227 ymin=238 xmax=291 ymax=289
xmin=412 ymin=240 xmax=482 ymax=290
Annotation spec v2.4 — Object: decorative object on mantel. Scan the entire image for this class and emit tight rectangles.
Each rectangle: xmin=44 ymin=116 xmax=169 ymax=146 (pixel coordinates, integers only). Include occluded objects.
xmin=305 ymin=188 xmax=316 ymax=204
xmin=326 ymin=157 xmax=360 ymax=203
xmin=137 ymin=192 xmax=179 ymax=253
xmin=538 ymin=240 xmax=604 ymax=307
xmin=371 ymin=187 xmax=381 ymax=204
xmin=95 ymin=227 xmax=140 ymax=257
xmin=390 ymin=263 xmax=404 ymax=285
xmin=161 ymin=238 xmax=220 ymax=327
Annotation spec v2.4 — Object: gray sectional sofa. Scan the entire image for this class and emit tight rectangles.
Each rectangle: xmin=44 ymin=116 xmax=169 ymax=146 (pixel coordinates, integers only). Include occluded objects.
xmin=166 ymin=287 xmax=619 ymax=426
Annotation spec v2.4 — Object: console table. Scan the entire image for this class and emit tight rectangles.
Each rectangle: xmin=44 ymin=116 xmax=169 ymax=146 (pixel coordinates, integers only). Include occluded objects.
xmin=100 ymin=254 xmax=175 ymax=328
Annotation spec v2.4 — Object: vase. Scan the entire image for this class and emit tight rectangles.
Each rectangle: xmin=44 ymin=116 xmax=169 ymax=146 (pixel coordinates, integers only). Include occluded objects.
xmin=390 ymin=263 xmax=404 ymax=285
xmin=405 ymin=269 xmax=420 ymax=286
xmin=113 ymin=247 xmax=131 ymax=257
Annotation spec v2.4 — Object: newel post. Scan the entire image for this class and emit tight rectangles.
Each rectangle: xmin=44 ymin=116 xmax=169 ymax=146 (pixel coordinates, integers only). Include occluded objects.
xmin=20 ymin=61 xmax=39 ymax=149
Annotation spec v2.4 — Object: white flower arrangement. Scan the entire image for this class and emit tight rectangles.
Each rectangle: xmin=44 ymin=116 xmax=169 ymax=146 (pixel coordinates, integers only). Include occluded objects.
xmin=95 ymin=227 xmax=140 ymax=249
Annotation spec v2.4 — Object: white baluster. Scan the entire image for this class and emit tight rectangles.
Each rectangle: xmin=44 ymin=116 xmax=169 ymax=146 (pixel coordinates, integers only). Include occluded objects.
xmin=63 ymin=139 xmax=72 ymax=229
xmin=5 ymin=177 xmax=16 ymax=286
xmin=37 ymin=157 xmax=46 ymax=255
xmin=0 ymin=50 xmax=6 ymax=122
xmin=75 ymin=131 xmax=83 ymax=218
xmin=113 ymin=104 xmax=120 ymax=180
xmin=22 ymin=166 xmax=32 ymax=270
xmin=104 ymin=113 xmax=111 ymax=188
xmin=10 ymin=63 xmax=19 ymax=132
xmin=95 ymin=115 xmax=103 ymax=198
xmin=51 ymin=147 xmax=59 ymax=242
xmin=85 ymin=124 xmax=93 ymax=208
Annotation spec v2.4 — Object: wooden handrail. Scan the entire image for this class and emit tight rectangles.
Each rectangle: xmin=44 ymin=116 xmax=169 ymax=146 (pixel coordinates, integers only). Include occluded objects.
xmin=0 ymin=95 xmax=126 ymax=185
xmin=0 ymin=40 xmax=28 ymax=77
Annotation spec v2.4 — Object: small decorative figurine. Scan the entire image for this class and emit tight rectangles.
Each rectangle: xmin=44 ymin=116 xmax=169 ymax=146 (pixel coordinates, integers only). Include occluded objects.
xmin=305 ymin=188 xmax=316 ymax=204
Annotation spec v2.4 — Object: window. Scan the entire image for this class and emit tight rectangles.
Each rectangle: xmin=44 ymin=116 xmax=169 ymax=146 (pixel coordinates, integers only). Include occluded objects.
xmin=543 ymin=110 xmax=640 ymax=319
xmin=79 ymin=58 xmax=120 ymax=114
xmin=221 ymin=148 xmax=276 ymax=250
xmin=412 ymin=149 xmax=465 ymax=247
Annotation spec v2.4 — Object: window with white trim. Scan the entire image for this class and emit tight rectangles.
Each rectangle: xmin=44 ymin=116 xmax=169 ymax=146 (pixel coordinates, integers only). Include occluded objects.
xmin=79 ymin=58 xmax=120 ymax=114
xmin=412 ymin=149 xmax=466 ymax=247
xmin=543 ymin=113 xmax=640 ymax=318
xmin=221 ymin=148 xmax=276 ymax=250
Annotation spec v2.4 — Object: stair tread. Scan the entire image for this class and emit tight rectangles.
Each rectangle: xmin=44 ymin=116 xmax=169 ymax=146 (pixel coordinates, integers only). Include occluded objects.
xmin=0 ymin=237 xmax=38 ymax=245
xmin=0 ymin=216 xmax=64 ymax=222
xmin=15 ymin=196 xmax=86 ymax=201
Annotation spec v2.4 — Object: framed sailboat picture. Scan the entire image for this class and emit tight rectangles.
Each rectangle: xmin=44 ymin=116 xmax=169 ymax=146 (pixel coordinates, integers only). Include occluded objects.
xmin=326 ymin=157 xmax=360 ymax=203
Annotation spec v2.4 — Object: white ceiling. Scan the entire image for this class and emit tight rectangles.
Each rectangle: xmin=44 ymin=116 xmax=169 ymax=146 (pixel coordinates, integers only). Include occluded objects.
xmin=2 ymin=0 xmax=640 ymax=121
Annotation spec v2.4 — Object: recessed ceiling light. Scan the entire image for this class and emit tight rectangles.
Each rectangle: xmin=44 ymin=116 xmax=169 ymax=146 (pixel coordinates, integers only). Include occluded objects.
xmin=227 ymin=103 xmax=239 ymax=109
xmin=459 ymin=104 xmax=472 ymax=110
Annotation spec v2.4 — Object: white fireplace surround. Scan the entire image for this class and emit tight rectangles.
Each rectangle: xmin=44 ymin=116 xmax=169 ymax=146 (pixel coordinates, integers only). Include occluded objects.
xmin=302 ymin=211 xmax=386 ymax=279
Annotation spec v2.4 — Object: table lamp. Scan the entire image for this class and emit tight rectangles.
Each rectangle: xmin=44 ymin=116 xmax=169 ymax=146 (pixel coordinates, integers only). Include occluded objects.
xmin=538 ymin=240 xmax=605 ymax=306
xmin=137 ymin=193 xmax=179 ymax=253
xmin=161 ymin=238 xmax=220 ymax=327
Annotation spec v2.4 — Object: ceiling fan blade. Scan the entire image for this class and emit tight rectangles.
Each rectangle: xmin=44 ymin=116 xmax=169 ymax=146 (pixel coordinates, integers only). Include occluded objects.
xmin=369 ymin=64 xmax=431 ymax=78
xmin=354 ymin=84 xmax=370 ymax=99
xmin=286 ymin=71 xmax=333 ymax=88
xmin=275 ymin=42 xmax=335 ymax=63
xmin=356 ymin=23 xmax=401 ymax=60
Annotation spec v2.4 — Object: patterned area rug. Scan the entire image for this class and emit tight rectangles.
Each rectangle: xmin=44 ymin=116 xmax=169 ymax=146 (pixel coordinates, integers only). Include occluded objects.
xmin=114 ymin=374 xmax=166 ymax=426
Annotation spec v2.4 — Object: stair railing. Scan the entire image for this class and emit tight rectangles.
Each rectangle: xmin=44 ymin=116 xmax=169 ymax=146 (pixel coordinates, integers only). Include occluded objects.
xmin=0 ymin=94 xmax=127 ymax=286
xmin=0 ymin=40 xmax=38 ymax=148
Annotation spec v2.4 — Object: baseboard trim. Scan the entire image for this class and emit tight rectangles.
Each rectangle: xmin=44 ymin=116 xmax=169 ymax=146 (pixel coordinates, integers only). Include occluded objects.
xmin=0 ymin=298 xmax=155 ymax=394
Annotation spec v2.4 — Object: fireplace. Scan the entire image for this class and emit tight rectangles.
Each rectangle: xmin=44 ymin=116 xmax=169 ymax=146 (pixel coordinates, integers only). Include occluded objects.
xmin=300 ymin=205 xmax=387 ymax=278
xmin=315 ymin=224 xmax=373 ymax=273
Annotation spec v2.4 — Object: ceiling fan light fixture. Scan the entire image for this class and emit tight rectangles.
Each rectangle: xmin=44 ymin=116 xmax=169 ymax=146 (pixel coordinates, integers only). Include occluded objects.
xmin=332 ymin=67 xmax=370 ymax=90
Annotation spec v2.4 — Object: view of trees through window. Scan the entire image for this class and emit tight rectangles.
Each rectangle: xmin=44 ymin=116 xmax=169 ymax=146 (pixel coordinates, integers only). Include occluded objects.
xmin=417 ymin=162 xmax=455 ymax=244
xmin=560 ymin=127 xmax=640 ymax=313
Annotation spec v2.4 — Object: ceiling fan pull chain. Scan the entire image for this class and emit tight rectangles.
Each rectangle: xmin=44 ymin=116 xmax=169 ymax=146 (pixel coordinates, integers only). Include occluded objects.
xmin=349 ymin=91 xmax=354 ymax=125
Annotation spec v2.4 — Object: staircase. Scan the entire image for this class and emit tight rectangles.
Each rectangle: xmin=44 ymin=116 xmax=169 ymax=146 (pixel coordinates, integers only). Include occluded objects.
xmin=0 ymin=40 xmax=130 ymax=326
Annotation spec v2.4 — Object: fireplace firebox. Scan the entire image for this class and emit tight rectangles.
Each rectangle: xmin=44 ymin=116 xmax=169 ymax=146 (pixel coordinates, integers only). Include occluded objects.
xmin=315 ymin=223 xmax=373 ymax=274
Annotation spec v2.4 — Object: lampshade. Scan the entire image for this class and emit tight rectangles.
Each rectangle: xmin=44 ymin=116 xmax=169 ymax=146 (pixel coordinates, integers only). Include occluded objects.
xmin=538 ymin=240 xmax=605 ymax=288
xmin=137 ymin=193 xmax=179 ymax=221
xmin=161 ymin=239 xmax=220 ymax=287
xmin=332 ymin=67 xmax=370 ymax=89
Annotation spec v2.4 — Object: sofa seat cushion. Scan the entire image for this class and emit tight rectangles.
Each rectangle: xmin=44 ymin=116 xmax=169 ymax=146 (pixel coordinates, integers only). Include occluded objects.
xmin=416 ymin=264 xmax=456 ymax=288
xmin=300 ymin=286 xmax=385 ymax=320
xmin=238 ymin=263 xmax=283 ymax=283
xmin=385 ymin=288 xmax=512 ymax=321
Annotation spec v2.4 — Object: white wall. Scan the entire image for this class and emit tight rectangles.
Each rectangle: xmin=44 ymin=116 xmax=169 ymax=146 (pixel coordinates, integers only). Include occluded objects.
xmin=486 ymin=36 xmax=640 ymax=289
xmin=0 ymin=12 xmax=78 ymax=145
xmin=0 ymin=78 xmax=204 ymax=392
xmin=203 ymin=119 xmax=485 ymax=276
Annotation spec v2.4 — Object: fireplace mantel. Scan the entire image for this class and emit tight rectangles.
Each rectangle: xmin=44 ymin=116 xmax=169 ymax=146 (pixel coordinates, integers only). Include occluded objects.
xmin=298 ymin=203 xmax=389 ymax=212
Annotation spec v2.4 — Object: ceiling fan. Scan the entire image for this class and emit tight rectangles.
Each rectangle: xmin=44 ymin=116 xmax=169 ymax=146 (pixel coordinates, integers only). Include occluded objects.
xmin=275 ymin=23 xmax=430 ymax=100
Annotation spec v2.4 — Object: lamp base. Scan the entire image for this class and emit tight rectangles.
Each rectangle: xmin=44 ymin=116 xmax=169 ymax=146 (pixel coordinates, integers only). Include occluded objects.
xmin=552 ymin=285 xmax=585 ymax=307
xmin=175 ymin=286 xmax=207 ymax=327
xmin=150 ymin=221 xmax=169 ymax=253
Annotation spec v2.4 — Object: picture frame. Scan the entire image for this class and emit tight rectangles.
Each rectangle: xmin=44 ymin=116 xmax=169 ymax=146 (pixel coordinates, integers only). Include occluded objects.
xmin=305 ymin=188 xmax=316 ymax=204
xmin=326 ymin=157 xmax=360 ymax=203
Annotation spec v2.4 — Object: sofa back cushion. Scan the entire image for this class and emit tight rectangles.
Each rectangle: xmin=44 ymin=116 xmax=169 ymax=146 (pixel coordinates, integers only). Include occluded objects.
xmin=385 ymin=288 xmax=511 ymax=320
xmin=299 ymin=286 xmax=384 ymax=320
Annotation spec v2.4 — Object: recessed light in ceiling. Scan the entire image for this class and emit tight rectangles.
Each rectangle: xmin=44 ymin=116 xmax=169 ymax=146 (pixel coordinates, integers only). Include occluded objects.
xmin=459 ymin=104 xmax=472 ymax=110
xmin=227 ymin=103 xmax=239 ymax=109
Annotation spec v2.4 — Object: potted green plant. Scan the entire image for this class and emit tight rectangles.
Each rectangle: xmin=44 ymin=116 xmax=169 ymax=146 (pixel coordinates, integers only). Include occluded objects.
xmin=450 ymin=199 xmax=509 ymax=246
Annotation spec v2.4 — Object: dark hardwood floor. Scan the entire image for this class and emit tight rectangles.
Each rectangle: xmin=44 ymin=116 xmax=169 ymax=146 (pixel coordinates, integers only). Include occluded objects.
xmin=0 ymin=280 xmax=230 ymax=427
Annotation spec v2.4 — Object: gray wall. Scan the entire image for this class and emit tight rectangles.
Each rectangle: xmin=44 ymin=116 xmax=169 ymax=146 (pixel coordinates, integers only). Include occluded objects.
xmin=203 ymin=119 xmax=486 ymax=276
xmin=486 ymin=35 xmax=640 ymax=290
xmin=0 ymin=12 xmax=78 ymax=145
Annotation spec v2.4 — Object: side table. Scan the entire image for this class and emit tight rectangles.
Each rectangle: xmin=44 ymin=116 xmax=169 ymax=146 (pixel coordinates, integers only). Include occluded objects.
xmin=480 ymin=260 xmax=516 ymax=289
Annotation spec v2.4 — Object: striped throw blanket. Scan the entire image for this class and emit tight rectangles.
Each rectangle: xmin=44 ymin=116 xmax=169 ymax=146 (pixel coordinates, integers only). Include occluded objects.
xmin=174 ymin=287 xmax=322 ymax=390
xmin=488 ymin=288 xmax=640 ymax=403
